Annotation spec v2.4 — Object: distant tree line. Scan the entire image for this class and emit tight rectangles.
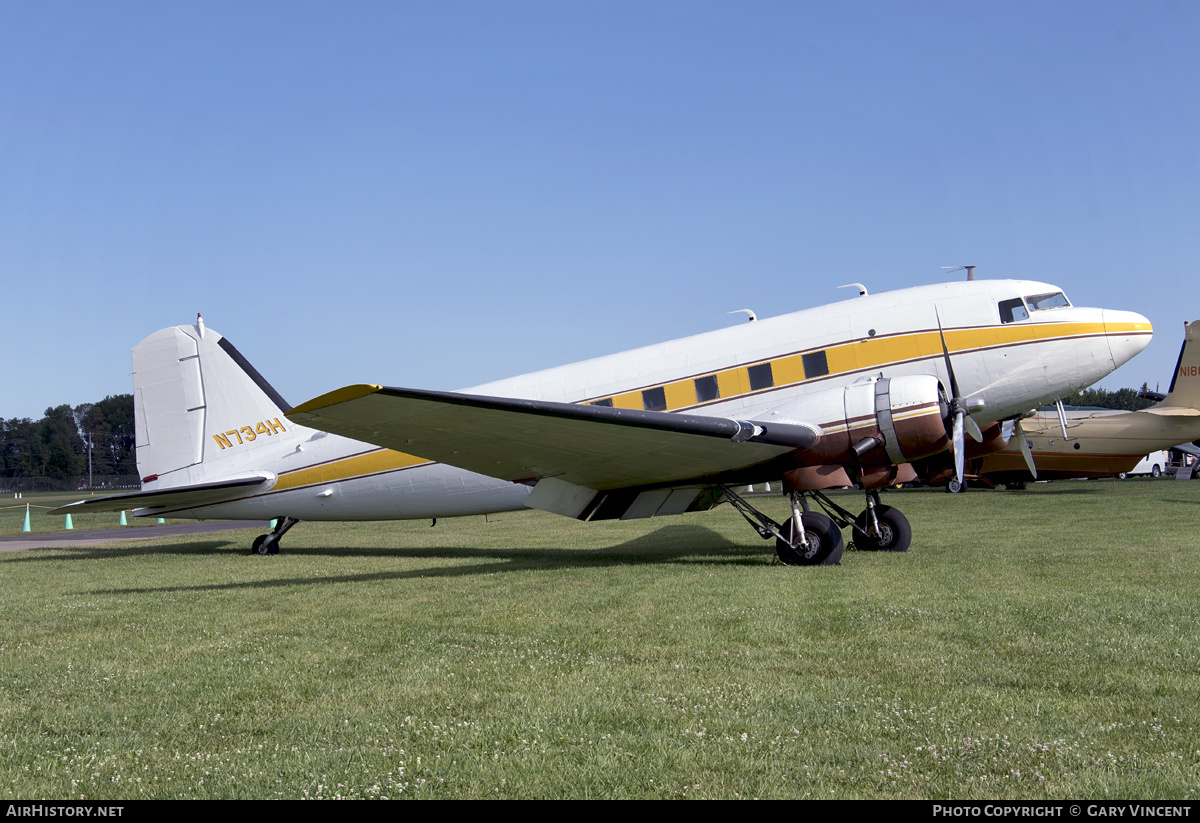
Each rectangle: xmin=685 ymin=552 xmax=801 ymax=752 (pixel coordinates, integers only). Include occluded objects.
xmin=1 ymin=394 xmax=136 ymax=491
xmin=1062 ymin=383 xmax=1157 ymax=412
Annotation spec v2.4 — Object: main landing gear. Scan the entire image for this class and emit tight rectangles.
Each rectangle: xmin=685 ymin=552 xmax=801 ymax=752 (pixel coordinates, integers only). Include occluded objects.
xmin=252 ymin=516 xmax=301 ymax=555
xmin=722 ymin=487 xmax=911 ymax=565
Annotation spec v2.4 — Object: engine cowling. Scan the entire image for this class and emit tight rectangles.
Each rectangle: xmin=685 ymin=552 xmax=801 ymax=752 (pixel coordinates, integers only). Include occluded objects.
xmin=759 ymin=375 xmax=952 ymax=490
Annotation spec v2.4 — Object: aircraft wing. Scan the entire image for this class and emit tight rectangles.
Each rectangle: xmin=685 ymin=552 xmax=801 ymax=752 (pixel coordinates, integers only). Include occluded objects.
xmin=287 ymin=384 xmax=820 ymax=491
xmin=1141 ymin=406 xmax=1200 ymax=417
xmin=49 ymin=475 xmax=274 ymax=515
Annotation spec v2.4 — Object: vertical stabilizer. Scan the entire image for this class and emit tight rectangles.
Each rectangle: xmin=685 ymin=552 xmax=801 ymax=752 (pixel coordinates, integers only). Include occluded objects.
xmin=1160 ymin=320 xmax=1200 ymax=410
xmin=133 ymin=321 xmax=302 ymax=489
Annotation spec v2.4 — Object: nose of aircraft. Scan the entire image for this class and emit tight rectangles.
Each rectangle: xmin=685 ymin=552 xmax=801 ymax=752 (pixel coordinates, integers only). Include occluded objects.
xmin=1103 ymin=309 xmax=1153 ymax=368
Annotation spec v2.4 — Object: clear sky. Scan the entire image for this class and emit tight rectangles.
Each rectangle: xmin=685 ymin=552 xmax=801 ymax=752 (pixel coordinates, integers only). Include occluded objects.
xmin=2 ymin=0 xmax=1197 ymax=420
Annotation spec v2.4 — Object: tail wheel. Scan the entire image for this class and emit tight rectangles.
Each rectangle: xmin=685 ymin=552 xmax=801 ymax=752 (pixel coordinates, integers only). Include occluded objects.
xmin=853 ymin=505 xmax=912 ymax=553
xmin=776 ymin=513 xmax=844 ymax=566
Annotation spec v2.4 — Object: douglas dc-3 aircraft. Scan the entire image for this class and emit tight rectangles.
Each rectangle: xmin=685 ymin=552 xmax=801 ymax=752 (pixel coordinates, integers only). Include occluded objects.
xmin=55 ymin=279 xmax=1151 ymax=565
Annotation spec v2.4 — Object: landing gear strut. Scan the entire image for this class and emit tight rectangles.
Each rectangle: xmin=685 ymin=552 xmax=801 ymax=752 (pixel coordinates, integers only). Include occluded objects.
xmin=721 ymin=485 xmax=912 ymax=564
xmin=722 ymin=487 xmax=844 ymax=565
xmin=252 ymin=516 xmax=301 ymax=555
xmin=852 ymin=491 xmax=911 ymax=552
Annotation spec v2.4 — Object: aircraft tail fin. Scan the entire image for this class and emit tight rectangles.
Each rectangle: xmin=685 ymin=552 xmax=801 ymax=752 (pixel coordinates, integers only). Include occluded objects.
xmin=133 ymin=317 xmax=304 ymax=491
xmin=1158 ymin=320 xmax=1200 ymax=411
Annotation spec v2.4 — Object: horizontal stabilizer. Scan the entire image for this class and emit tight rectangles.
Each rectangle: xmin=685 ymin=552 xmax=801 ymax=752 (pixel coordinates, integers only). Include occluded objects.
xmin=288 ymin=385 xmax=819 ymax=491
xmin=49 ymin=475 xmax=275 ymax=516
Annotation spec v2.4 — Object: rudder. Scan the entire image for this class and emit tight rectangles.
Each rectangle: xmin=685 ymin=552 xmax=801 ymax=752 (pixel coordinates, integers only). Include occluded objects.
xmin=1161 ymin=320 xmax=1200 ymax=410
xmin=133 ymin=317 xmax=301 ymax=489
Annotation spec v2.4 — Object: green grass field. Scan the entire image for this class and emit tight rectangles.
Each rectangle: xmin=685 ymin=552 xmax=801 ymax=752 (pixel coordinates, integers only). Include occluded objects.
xmin=2 ymin=480 xmax=1198 ymax=799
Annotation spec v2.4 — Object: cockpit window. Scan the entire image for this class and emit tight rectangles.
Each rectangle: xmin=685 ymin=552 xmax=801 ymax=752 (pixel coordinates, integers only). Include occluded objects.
xmin=999 ymin=291 xmax=1071 ymax=323
xmin=999 ymin=297 xmax=1029 ymax=324
xmin=1025 ymin=291 xmax=1070 ymax=311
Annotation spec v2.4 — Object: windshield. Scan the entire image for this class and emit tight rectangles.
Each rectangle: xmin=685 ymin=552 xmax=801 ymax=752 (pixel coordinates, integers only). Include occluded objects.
xmin=1025 ymin=291 xmax=1071 ymax=311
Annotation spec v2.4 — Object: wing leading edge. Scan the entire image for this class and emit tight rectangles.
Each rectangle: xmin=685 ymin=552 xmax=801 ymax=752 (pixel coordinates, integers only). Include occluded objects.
xmin=287 ymin=384 xmax=821 ymax=491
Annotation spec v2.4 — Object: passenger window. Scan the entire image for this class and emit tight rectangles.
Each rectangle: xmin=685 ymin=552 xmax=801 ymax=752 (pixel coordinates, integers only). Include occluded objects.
xmin=694 ymin=375 xmax=720 ymax=403
xmin=802 ymin=350 xmax=829 ymax=378
xmin=747 ymin=363 xmax=774 ymax=391
xmin=999 ymin=298 xmax=1029 ymax=323
xmin=642 ymin=387 xmax=667 ymax=411
xmin=590 ymin=398 xmax=613 ymax=407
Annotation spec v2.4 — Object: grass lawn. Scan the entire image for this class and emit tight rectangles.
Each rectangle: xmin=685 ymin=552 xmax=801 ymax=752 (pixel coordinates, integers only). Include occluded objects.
xmin=1 ymin=479 xmax=1198 ymax=798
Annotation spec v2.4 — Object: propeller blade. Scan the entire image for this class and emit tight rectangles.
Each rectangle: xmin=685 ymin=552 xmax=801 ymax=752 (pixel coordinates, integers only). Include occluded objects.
xmin=1014 ymin=419 xmax=1037 ymax=479
xmin=964 ymin=414 xmax=983 ymax=443
xmin=937 ymin=307 xmax=978 ymax=482
xmin=953 ymin=411 xmax=965 ymax=485
xmin=934 ymin=307 xmax=962 ymax=399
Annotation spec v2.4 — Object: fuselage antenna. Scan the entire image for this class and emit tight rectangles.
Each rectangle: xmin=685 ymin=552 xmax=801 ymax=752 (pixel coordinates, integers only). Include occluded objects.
xmin=941 ymin=265 xmax=977 ymax=281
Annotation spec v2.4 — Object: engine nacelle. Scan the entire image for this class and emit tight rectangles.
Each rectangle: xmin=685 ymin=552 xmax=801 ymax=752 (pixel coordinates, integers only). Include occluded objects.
xmin=760 ymin=375 xmax=951 ymax=489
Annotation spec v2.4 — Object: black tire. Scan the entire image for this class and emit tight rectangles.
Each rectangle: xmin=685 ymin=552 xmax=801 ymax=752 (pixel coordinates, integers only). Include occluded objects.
xmin=1152 ymin=465 xmax=1162 ymax=478
xmin=252 ymin=534 xmax=278 ymax=555
xmin=852 ymin=505 xmax=912 ymax=553
xmin=946 ymin=477 xmax=967 ymax=493
xmin=775 ymin=513 xmax=844 ymax=566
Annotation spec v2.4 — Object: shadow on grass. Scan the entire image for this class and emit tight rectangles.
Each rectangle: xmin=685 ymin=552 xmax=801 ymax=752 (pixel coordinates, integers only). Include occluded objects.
xmin=975 ymin=486 xmax=1116 ymax=496
xmin=80 ymin=524 xmax=774 ymax=594
xmin=1 ymin=538 xmax=251 ymax=563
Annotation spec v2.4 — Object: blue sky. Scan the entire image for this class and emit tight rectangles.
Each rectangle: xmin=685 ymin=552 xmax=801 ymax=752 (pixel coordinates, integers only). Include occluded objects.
xmin=2 ymin=1 xmax=1198 ymax=419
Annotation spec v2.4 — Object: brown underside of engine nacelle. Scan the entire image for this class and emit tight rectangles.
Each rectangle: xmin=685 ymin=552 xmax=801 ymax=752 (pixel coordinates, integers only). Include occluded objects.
xmin=910 ymin=421 xmax=1005 ymax=485
xmin=778 ymin=375 xmax=950 ymax=491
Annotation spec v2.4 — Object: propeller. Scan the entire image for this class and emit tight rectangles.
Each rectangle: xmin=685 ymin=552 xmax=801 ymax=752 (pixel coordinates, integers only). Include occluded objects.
xmin=1003 ymin=416 xmax=1038 ymax=479
xmin=935 ymin=308 xmax=985 ymax=487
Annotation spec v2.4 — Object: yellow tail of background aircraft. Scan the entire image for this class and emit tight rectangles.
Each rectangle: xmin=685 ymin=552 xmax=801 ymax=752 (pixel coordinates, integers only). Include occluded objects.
xmin=55 ymin=279 xmax=1151 ymax=565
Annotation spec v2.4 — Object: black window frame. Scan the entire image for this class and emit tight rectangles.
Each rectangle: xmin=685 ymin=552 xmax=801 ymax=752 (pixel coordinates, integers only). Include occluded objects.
xmin=641 ymin=386 xmax=667 ymax=411
xmin=747 ymin=363 xmax=774 ymax=391
xmin=694 ymin=375 xmax=720 ymax=403
xmin=801 ymin=351 xmax=829 ymax=378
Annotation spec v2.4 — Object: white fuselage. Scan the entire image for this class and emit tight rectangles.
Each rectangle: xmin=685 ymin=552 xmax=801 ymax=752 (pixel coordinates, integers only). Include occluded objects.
xmin=150 ymin=279 xmax=1151 ymax=522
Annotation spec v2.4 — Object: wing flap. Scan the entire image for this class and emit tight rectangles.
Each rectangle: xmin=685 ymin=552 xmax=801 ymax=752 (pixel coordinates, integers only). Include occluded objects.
xmin=287 ymin=385 xmax=820 ymax=490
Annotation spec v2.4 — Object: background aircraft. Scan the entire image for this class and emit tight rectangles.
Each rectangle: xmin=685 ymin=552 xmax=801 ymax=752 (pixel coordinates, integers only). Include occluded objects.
xmin=55 ymin=280 xmax=1150 ymax=565
xmin=955 ymin=320 xmax=1200 ymax=489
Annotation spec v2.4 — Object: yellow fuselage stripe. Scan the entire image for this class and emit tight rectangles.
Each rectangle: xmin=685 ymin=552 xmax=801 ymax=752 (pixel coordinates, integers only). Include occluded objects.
xmin=273 ymin=449 xmax=432 ymax=492
xmin=602 ymin=321 xmax=1148 ymax=410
